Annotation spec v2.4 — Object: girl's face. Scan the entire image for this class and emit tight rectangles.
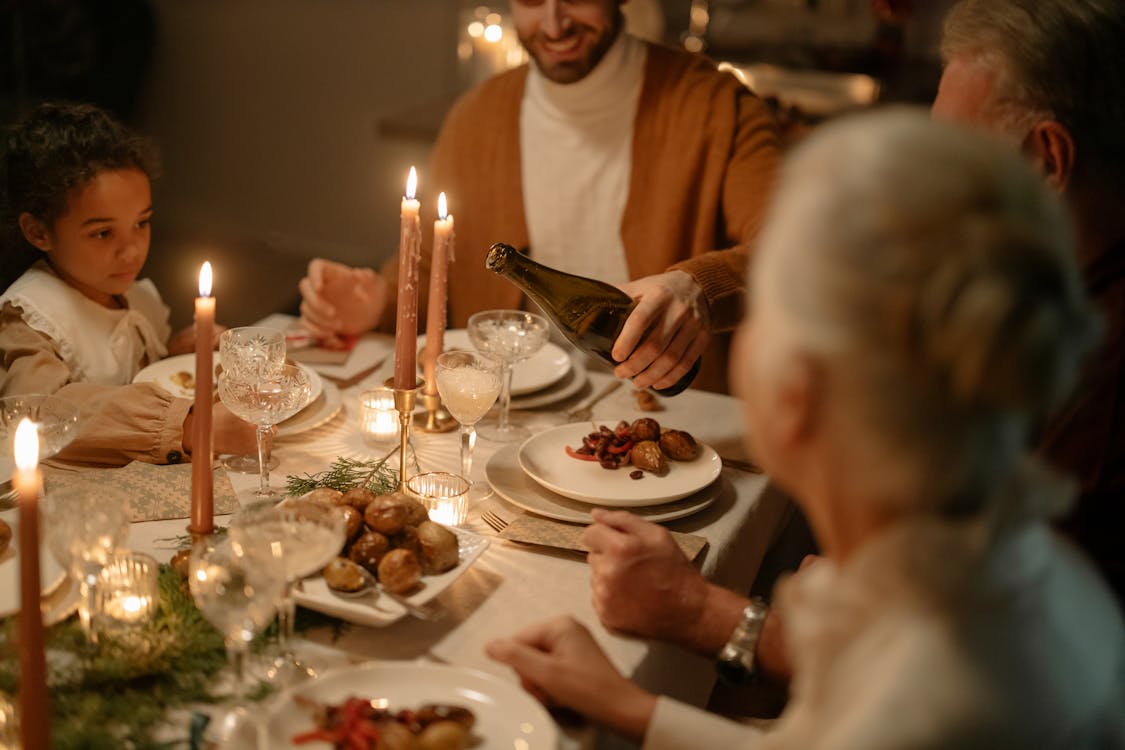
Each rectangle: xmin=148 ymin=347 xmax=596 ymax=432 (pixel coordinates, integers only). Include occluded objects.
xmin=25 ymin=167 xmax=152 ymax=308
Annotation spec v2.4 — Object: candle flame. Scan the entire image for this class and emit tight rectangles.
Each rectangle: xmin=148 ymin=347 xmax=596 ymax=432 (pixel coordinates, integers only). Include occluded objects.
xmin=198 ymin=261 xmax=213 ymax=297
xmin=14 ymin=418 xmax=38 ymax=472
xmin=406 ymin=166 xmax=418 ymax=200
xmin=438 ymin=192 xmax=449 ymax=221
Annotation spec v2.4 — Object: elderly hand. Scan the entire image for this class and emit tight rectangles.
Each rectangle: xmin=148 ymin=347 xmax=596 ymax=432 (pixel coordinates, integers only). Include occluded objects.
xmin=612 ymin=270 xmax=711 ymax=391
xmin=298 ymin=258 xmax=388 ymax=339
xmin=581 ymin=508 xmax=710 ymax=646
xmin=486 ymin=615 xmax=656 ymax=742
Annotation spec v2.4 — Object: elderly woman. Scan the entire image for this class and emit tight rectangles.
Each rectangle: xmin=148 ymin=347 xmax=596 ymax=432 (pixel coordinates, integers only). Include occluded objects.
xmin=485 ymin=110 xmax=1125 ymax=748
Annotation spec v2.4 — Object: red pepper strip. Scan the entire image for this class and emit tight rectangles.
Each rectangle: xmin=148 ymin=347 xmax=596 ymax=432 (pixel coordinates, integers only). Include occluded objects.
xmin=607 ymin=440 xmax=632 ymax=455
xmin=567 ymin=445 xmax=599 ymax=461
xmin=292 ymin=728 xmax=337 ymax=744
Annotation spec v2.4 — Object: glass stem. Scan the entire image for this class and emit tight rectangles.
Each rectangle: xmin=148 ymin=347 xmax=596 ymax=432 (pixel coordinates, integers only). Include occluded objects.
xmin=277 ymin=583 xmax=296 ymax=656
xmin=225 ymin=636 xmax=248 ymax=703
xmin=79 ymin=567 xmax=99 ymax=646
xmin=460 ymin=424 xmax=477 ymax=481
xmin=256 ymin=425 xmax=271 ymax=495
xmin=498 ymin=361 xmax=514 ymax=430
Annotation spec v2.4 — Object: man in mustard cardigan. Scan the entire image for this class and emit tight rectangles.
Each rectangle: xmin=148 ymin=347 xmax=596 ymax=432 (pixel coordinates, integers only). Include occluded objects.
xmin=298 ymin=0 xmax=780 ymax=394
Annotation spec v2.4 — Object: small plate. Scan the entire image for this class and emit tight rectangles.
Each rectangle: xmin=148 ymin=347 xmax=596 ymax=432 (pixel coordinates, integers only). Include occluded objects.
xmin=509 ymin=358 xmax=588 ymax=410
xmin=487 ymin=444 xmax=720 ymax=523
xmin=293 ymin=527 xmax=489 ymax=627
xmin=132 ymin=353 xmax=323 ymax=409
xmin=0 ymin=507 xmax=68 ymax=620
xmin=276 ymin=381 xmax=343 ymax=438
xmin=266 ymin=661 xmax=558 ymax=749
xmin=420 ymin=329 xmax=570 ymax=396
xmin=519 ymin=422 xmax=721 ymax=506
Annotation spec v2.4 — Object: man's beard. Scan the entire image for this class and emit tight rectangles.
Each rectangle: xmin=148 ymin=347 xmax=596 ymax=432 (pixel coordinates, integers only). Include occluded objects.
xmin=521 ymin=15 xmax=622 ymax=84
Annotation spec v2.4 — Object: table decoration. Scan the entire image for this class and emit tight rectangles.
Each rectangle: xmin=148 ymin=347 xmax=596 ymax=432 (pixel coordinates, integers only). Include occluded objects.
xmin=422 ymin=192 xmax=454 ymax=397
xmin=389 ymin=376 xmax=424 ymax=492
xmin=191 ymin=261 xmax=215 ymax=537
xmin=285 ymin=452 xmax=401 ymax=497
xmin=359 ymin=386 xmax=399 ymax=446
xmin=407 ymin=472 xmax=471 ymax=526
xmin=96 ymin=551 xmax=159 ymax=631
xmin=13 ymin=419 xmax=49 ymax=750
xmin=393 ymin=166 xmax=422 ymax=390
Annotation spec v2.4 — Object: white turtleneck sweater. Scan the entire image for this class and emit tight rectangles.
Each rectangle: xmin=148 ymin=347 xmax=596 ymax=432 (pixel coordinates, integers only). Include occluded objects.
xmin=520 ymin=32 xmax=647 ymax=287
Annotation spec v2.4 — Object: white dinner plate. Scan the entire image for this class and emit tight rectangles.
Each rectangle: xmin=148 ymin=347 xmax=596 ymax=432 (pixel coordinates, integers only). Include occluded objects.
xmin=132 ymin=354 xmax=323 ymax=412
xmin=276 ymin=381 xmax=343 ymax=439
xmin=518 ymin=422 xmax=721 ymax=506
xmin=0 ymin=507 xmax=68 ymax=620
xmin=419 ymin=329 xmax=571 ymax=396
xmin=509 ymin=358 xmax=588 ymax=410
xmin=487 ymin=444 xmax=721 ymax=523
xmin=266 ymin=661 xmax=558 ymax=749
xmin=293 ymin=527 xmax=489 ymax=627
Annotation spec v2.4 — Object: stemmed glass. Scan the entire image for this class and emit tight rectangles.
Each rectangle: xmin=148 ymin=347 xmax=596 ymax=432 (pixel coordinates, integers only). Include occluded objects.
xmin=43 ymin=483 xmax=130 ymax=645
xmin=189 ymin=534 xmax=285 ymax=745
xmin=218 ymin=327 xmax=286 ymax=474
xmin=0 ymin=395 xmax=81 ymax=507
xmin=229 ymin=501 xmax=345 ymax=685
xmin=467 ymin=310 xmax=549 ymax=442
xmin=218 ymin=364 xmax=310 ymax=499
xmin=435 ymin=350 xmax=501 ymax=485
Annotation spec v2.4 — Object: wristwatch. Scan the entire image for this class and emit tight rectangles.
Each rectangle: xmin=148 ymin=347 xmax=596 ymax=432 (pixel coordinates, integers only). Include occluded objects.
xmin=715 ymin=597 xmax=769 ymax=686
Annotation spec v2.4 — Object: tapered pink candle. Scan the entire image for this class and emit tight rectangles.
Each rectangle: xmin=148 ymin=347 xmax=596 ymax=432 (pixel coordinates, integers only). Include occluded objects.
xmin=190 ymin=261 xmax=215 ymax=536
xmin=14 ymin=418 xmax=50 ymax=750
xmin=394 ymin=166 xmax=422 ymax=389
xmin=423 ymin=192 xmax=455 ymax=396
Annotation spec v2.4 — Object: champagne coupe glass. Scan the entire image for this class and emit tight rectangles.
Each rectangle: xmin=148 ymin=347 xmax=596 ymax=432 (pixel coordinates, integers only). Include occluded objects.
xmin=43 ymin=482 xmax=130 ymax=645
xmin=229 ymin=501 xmax=346 ymax=685
xmin=467 ymin=310 xmax=549 ymax=442
xmin=435 ymin=350 xmax=501 ymax=486
xmin=218 ymin=327 xmax=286 ymax=474
xmin=0 ymin=395 xmax=81 ymax=507
xmin=189 ymin=534 xmax=285 ymax=745
xmin=218 ymin=364 xmax=310 ymax=499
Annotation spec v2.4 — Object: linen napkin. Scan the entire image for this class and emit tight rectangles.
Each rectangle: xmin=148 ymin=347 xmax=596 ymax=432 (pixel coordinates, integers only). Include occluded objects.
xmin=499 ymin=514 xmax=709 ymax=562
xmin=41 ymin=461 xmax=240 ymax=522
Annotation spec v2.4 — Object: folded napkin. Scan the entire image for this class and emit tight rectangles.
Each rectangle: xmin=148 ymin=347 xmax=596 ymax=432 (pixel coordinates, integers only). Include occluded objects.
xmin=41 ymin=461 xmax=240 ymax=522
xmin=499 ymin=514 xmax=709 ymax=562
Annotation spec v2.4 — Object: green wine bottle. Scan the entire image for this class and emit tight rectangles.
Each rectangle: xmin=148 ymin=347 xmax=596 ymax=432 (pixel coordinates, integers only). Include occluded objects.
xmin=485 ymin=242 xmax=701 ymax=396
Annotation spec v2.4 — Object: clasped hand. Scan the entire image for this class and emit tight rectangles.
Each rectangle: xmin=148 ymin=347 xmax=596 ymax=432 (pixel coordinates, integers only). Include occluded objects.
xmin=298 ymin=258 xmax=388 ymax=340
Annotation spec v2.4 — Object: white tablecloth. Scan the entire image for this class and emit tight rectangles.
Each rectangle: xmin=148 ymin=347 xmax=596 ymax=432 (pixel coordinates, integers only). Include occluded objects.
xmin=125 ymin=333 xmax=786 ymax=748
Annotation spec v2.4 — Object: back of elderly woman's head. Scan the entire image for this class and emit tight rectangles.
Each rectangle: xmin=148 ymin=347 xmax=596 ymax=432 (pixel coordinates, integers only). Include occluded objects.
xmin=751 ymin=109 xmax=1100 ymax=514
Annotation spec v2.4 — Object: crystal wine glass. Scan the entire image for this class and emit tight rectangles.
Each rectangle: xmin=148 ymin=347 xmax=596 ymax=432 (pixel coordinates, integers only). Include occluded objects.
xmin=435 ymin=350 xmax=501 ymax=486
xmin=0 ymin=395 xmax=81 ymax=507
xmin=218 ymin=327 xmax=287 ymax=474
xmin=189 ymin=534 xmax=285 ymax=745
xmin=229 ymin=500 xmax=346 ymax=685
xmin=43 ymin=481 xmax=130 ymax=645
xmin=467 ymin=310 xmax=549 ymax=442
xmin=218 ymin=364 xmax=310 ymax=499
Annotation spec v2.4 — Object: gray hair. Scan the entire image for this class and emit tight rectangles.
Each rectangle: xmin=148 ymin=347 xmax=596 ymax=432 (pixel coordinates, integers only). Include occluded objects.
xmin=753 ymin=109 xmax=1101 ymax=514
xmin=941 ymin=0 xmax=1125 ymax=194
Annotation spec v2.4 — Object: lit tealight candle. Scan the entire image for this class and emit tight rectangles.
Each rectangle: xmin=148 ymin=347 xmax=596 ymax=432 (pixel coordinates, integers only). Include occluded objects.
xmin=359 ymin=387 xmax=400 ymax=445
xmin=13 ymin=418 xmax=50 ymax=750
xmin=394 ymin=167 xmax=422 ymax=390
xmin=423 ymin=192 xmax=455 ymax=397
xmin=98 ymin=552 xmax=159 ymax=628
xmin=190 ymin=261 xmax=215 ymax=536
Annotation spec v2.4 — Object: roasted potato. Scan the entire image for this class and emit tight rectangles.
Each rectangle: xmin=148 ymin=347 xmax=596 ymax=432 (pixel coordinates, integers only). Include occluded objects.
xmin=417 ymin=720 xmax=470 ymax=750
xmin=364 ymin=492 xmax=414 ymax=535
xmin=628 ymin=417 xmax=662 ymax=442
xmin=348 ymin=530 xmax=391 ymax=574
xmin=401 ymin=494 xmax=430 ymax=526
xmin=660 ymin=429 xmax=700 ymax=461
xmin=323 ymin=557 xmax=369 ymax=593
xmin=416 ymin=521 xmax=459 ymax=574
xmin=391 ymin=525 xmax=422 ymax=560
xmin=339 ymin=505 xmax=364 ymax=542
xmin=630 ymin=440 xmax=668 ymax=475
xmin=377 ymin=548 xmax=422 ymax=594
xmin=341 ymin=487 xmax=378 ymax=514
xmin=304 ymin=487 xmax=344 ymax=507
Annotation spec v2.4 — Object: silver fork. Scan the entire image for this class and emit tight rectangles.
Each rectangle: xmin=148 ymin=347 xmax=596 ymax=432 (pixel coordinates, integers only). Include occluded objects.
xmin=481 ymin=510 xmax=510 ymax=534
xmin=565 ymin=379 xmax=623 ymax=422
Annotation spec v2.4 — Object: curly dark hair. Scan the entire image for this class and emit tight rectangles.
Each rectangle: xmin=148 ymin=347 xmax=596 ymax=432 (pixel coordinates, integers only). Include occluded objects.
xmin=1 ymin=101 xmax=160 ymax=290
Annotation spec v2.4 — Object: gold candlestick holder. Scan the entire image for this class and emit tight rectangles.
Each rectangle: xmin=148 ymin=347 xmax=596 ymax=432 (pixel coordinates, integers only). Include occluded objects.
xmin=415 ymin=391 xmax=458 ymax=433
xmin=389 ymin=377 xmax=423 ymax=491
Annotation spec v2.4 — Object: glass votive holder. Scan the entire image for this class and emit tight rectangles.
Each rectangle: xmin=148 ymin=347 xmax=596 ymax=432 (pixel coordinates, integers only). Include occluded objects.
xmin=96 ymin=551 xmax=159 ymax=630
xmin=407 ymin=472 xmax=471 ymax=527
xmin=359 ymin=386 xmax=400 ymax=446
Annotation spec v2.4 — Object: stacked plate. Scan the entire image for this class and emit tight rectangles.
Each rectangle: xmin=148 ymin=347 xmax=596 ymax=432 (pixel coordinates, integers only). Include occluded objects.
xmin=0 ymin=508 xmax=78 ymax=624
xmin=132 ymin=354 xmax=343 ymax=438
xmin=486 ymin=422 xmax=723 ymax=524
xmin=419 ymin=329 xmax=589 ymax=410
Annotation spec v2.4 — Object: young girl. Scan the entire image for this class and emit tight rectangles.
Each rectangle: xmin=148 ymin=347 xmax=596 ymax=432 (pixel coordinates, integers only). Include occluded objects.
xmin=0 ymin=101 xmax=256 ymax=465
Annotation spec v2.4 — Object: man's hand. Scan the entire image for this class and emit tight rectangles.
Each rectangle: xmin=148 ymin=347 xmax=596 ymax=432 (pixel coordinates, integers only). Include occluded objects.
xmin=298 ymin=259 xmax=388 ymax=339
xmin=486 ymin=616 xmax=656 ymax=742
xmin=613 ymin=270 xmax=711 ymax=390
xmin=581 ymin=508 xmax=711 ymax=647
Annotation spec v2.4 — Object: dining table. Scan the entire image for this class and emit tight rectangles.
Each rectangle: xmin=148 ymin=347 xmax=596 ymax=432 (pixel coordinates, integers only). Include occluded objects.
xmin=88 ymin=319 xmax=788 ymax=748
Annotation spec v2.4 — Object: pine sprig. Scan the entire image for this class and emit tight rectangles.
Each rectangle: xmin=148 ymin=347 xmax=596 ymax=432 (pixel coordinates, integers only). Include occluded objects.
xmin=285 ymin=448 xmax=402 ymax=496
